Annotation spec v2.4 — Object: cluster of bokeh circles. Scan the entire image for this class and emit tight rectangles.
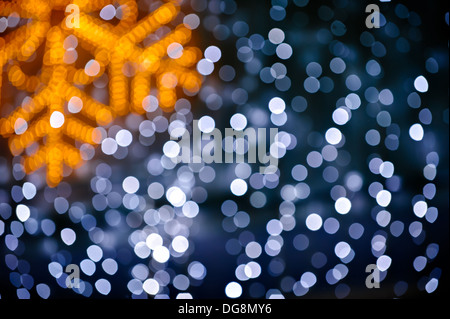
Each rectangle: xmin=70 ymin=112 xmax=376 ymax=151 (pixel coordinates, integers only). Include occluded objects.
xmin=0 ymin=0 xmax=448 ymax=299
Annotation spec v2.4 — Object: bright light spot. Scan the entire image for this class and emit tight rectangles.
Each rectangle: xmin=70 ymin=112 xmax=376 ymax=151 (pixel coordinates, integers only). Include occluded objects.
xmin=188 ymin=261 xmax=207 ymax=280
xmin=376 ymin=190 xmax=392 ymax=207
xmin=102 ymin=258 xmax=118 ymax=275
xmin=332 ymin=108 xmax=350 ymax=125
xmin=245 ymin=241 xmax=262 ymax=259
xmin=85 ymin=59 xmax=100 ymax=76
xmin=425 ymin=278 xmax=439 ymax=293
xmin=95 ymin=279 xmax=111 ymax=295
xmin=198 ymin=116 xmax=215 ymax=133
xmin=100 ymin=5 xmax=116 ymax=20
xmin=61 ymin=228 xmax=76 ymax=245
xmin=68 ymin=96 xmax=83 ymax=113
xmin=414 ymin=75 xmax=429 ymax=93
xmin=87 ymin=245 xmax=103 ymax=262
xmin=166 ymin=186 xmax=186 ymax=207
xmin=50 ymin=111 xmax=65 ymax=128
xmin=143 ymin=278 xmax=159 ymax=295
xmin=305 ymin=213 xmax=322 ymax=231
xmin=413 ymin=201 xmax=428 ymax=218
xmin=345 ymin=93 xmax=361 ymax=110
xmin=379 ymin=161 xmax=394 ymax=178
xmin=22 ymin=182 xmax=37 ymax=200
xmin=300 ymin=272 xmax=317 ymax=288
xmin=163 ymin=140 xmax=180 ymax=158
xmin=101 ymin=138 xmax=118 ymax=155
xmin=14 ymin=118 xmax=28 ymax=135
xmin=230 ymin=113 xmax=247 ymax=130
xmin=146 ymin=233 xmax=163 ymax=250
xmin=225 ymin=282 xmax=242 ymax=298
xmin=268 ymin=28 xmax=285 ymax=44
xmin=197 ymin=59 xmax=214 ymax=76
xmin=335 ymin=197 xmax=351 ymax=214
xmin=122 ymin=176 xmax=139 ymax=194
xmin=335 ymin=241 xmax=351 ymax=259
xmin=80 ymin=259 xmax=96 ymax=276
xmin=205 ymin=46 xmax=222 ymax=62
xmin=325 ymin=127 xmax=342 ymax=145
xmin=183 ymin=13 xmax=200 ymax=30
xmin=230 ymin=179 xmax=248 ymax=196
xmin=115 ymin=129 xmax=132 ymax=147
xmin=409 ymin=123 xmax=424 ymax=141
xmin=376 ymin=255 xmax=392 ymax=271
xmin=16 ymin=204 xmax=30 ymax=222
xmin=244 ymin=261 xmax=261 ymax=279
xmin=269 ymin=97 xmax=286 ymax=114
xmin=172 ymin=235 xmax=189 ymax=253
xmin=266 ymin=219 xmax=283 ymax=236
xmin=182 ymin=201 xmax=199 ymax=218
xmin=276 ymin=43 xmax=293 ymax=60
xmin=152 ymin=246 xmax=170 ymax=263
xmin=167 ymin=42 xmax=183 ymax=59
xmin=142 ymin=95 xmax=159 ymax=112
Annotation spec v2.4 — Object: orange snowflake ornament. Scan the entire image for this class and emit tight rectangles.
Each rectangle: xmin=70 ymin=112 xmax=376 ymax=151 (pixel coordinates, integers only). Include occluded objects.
xmin=0 ymin=0 xmax=202 ymax=187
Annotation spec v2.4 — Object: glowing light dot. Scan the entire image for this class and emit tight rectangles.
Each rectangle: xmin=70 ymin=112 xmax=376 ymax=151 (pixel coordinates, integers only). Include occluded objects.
xmin=414 ymin=75 xmax=429 ymax=93
xmin=269 ymin=97 xmax=286 ymax=114
xmin=60 ymin=228 xmax=76 ymax=246
xmin=197 ymin=59 xmax=214 ymax=76
xmin=167 ymin=43 xmax=183 ymax=59
xmin=163 ymin=141 xmax=180 ymax=158
xmin=413 ymin=201 xmax=428 ymax=218
xmin=376 ymin=255 xmax=392 ymax=271
xmin=115 ymin=129 xmax=132 ymax=147
xmin=100 ymin=5 xmax=116 ymax=20
xmin=22 ymin=182 xmax=36 ymax=200
xmin=268 ymin=28 xmax=285 ymax=44
xmin=95 ymin=279 xmax=111 ymax=295
xmin=335 ymin=197 xmax=351 ymax=214
xmin=376 ymin=190 xmax=392 ymax=207
xmin=87 ymin=245 xmax=103 ymax=262
xmin=276 ymin=43 xmax=293 ymax=60
xmin=172 ymin=236 xmax=189 ymax=253
xmin=425 ymin=278 xmax=439 ymax=293
xmin=183 ymin=14 xmax=200 ymax=30
xmin=335 ymin=241 xmax=351 ymax=259
xmin=409 ymin=123 xmax=424 ymax=141
xmin=306 ymin=213 xmax=322 ymax=231
xmin=325 ymin=127 xmax=342 ymax=145
xmin=182 ymin=201 xmax=199 ymax=218
xmin=50 ymin=111 xmax=65 ymax=128
xmin=230 ymin=113 xmax=247 ymax=130
xmin=225 ymin=282 xmax=242 ymax=298
xmin=68 ymin=96 xmax=83 ymax=113
xmin=166 ymin=186 xmax=186 ymax=207
xmin=198 ymin=116 xmax=215 ymax=133
xmin=332 ymin=108 xmax=350 ymax=125
xmin=122 ymin=176 xmax=139 ymax=194
xmin=379 ymin=161 xmax=394 ymax=178
xmin=146 ymin=233 xmax=163 ymax=250
xmin=230 ymin=179 xmax=248 ymax=196
xmin=14 ymin=118 xmax=28 ymax=135
xmin=205 ymin=46 xmax=222 ymax=63
xmin=300 ymin=272 xmax=317 ymax=288
xmin=143 ymin=278 xmax=159 ymax=295
xmin=101 ymin=138 xmax=118 ymax=155
xmin=153 ymin=246 xmax=170 ymax=263
xmin=85 ymin=59 xmax=100 ymax=77
xmin=16 ymin=204 xmax=30 ymax=222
